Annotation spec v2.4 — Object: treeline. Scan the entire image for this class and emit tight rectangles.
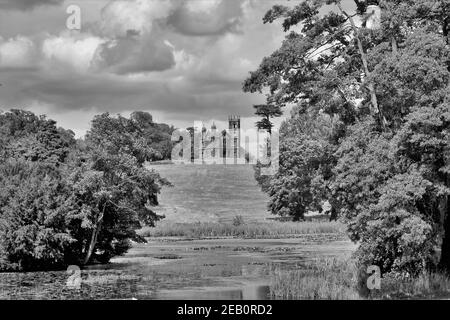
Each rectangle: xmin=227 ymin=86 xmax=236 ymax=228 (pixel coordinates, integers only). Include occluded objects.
xmin=247 ymin=0 xmax=450 ymax=276
xmin=0 ymin=110 xmax=173 ymax=271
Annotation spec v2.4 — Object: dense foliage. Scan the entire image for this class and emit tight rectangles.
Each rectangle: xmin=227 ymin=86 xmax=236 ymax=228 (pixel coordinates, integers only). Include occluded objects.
xmin=0 ymin=110 xmax=76 ymax=164
xmin=129 ymin=111 xmax=175 ymax=161
xmin=0 ymin=110 xmax=171 ymax=270
xmin=245 ymin=0 xmax=450 ymax=275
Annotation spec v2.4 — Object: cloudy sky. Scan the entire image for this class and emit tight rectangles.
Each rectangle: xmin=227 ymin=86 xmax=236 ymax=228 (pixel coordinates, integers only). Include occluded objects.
xmin=0 ymin=0 xmax=355 ymax=136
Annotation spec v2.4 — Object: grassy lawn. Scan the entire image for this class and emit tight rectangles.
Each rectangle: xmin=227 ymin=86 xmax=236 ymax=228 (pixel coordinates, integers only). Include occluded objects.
xmin=149 ymin=164 xmax=273 ymax=224
xmin=147 ymin=164 xmax=344 ymax=239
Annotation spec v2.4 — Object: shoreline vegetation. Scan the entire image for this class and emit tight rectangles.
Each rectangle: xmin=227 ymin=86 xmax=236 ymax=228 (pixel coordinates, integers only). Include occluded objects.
xmin=270 ymin=257 xmax=450 ymax=300
xmin=139 ymin=220 xmax=346 ymax=239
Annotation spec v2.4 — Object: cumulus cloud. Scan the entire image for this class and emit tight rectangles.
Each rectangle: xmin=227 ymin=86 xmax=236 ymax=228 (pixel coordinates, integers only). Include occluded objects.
xmin=183 ymin=33 xmax=254 ymax=87
xmin=0 ymin=65 xmax=263 ymax=118
xmin=96 ymin=0 xmax=246 ymax=38
xmin=42 ymin=33 xmax=106 ymax=73
xmin=92 ymin=29 xmax=175 ymax=75
xmin=0 ymin=0 xmax=64 ymax=11
xmin=0 ymin=0 xmax=291 ymax=136
xmin=99 ymin=0 xmax=173 ymax=37
xmin=167 ymin=0 xmax=245 ymax=36
xmin=0 ymin=36 xmax=37 ymax=68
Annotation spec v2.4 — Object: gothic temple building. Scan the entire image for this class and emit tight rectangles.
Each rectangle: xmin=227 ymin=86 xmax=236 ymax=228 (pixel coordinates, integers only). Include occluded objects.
xmin=189 ymin=115 xmax=249 ymax=164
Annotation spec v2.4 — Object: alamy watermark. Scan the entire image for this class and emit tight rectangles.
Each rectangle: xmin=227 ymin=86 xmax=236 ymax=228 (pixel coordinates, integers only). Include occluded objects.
xmin=66 ymin=265 xmax=82 ymax=290
xmin=66 ymin=4 xmax=81 ymax=31
xmin=367 ymin=265 xmax=381 ymax=290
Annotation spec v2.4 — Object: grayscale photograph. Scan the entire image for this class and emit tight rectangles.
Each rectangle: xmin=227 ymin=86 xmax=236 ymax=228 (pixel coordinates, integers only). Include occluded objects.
xmin=0 ymin=0 xmax=449 ymax=309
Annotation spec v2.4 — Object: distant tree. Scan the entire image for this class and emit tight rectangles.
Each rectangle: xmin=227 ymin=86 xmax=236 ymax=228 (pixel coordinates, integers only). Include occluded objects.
xmin=257 ymin=107 xmax=334 ymax=221
xmin=130 ymin=111 xmax=175 ymax=161
xmin=254 ymin=104 xmax=283 ymax=134
xmin=130 ymin=111 xmax=154 ymax=128
xmin=0 ymin=109 xmax=75 ymax=164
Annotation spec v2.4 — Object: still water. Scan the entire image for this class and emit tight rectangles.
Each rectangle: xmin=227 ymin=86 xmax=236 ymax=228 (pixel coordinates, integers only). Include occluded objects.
xmin=0 ymin=235 xmax=354 ymax=300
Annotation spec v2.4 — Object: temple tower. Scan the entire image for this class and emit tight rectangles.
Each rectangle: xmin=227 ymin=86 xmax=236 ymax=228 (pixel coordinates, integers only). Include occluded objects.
xmin=228 ymin=115 xmax=241 ymax=160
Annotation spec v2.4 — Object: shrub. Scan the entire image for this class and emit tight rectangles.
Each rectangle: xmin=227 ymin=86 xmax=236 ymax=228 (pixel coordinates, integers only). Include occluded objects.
xmin=232 ymin=215 xmax=245 ymax=227
xmin=0 ymin=160 xmax=76 ymax=270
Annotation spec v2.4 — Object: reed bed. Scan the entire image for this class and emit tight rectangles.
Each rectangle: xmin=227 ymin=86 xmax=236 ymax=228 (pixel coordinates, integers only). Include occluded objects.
xmin=139 ymin=220 xmax=346 ymax=239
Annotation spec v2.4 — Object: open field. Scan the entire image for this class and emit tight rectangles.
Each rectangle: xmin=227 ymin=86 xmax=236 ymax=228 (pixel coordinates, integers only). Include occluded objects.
xmin=148 ymin=164 xmax=273 ymax=224
xmin=147 ymin=163 xmax=345 ymax=238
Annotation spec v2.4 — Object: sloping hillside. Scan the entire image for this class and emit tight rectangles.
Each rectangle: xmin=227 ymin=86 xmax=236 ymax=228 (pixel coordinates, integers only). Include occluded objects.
xmin=149 ymin=164 xmax=271 ymax=223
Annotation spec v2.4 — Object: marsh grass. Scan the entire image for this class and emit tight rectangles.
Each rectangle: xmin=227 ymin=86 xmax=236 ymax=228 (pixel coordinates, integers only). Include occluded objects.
xmin=139 ymin=221 xmax=346 ymax=239
xmin=379 ymin=272 xmax=450 ymax=299
xmin=270 ymin=257 xmax=360 ymax=300
xmin=269 ymin=257 xmax=450 ymax=300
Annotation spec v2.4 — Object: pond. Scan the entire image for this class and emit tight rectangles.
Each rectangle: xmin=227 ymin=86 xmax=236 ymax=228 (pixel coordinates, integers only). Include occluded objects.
xmin=0 ymin=235 xmax=355 ymax=300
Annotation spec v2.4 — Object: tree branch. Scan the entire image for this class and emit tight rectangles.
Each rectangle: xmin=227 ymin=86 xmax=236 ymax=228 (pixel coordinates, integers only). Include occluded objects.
xmin=335 ymin=1 xmax=386 ymax=128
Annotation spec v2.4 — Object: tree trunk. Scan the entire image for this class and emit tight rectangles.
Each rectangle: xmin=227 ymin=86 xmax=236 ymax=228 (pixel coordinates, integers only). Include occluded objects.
xmin=440 ymin=167 xmax=450 ymax=270
xmin=83 ymin=205 xmax=105 ymax=265
xmin=440 ymin=195 xmax=450 ymax=272
xmin=444 ymin=16 xmax=449 ymax=45
xmin=444 ymin=16 xmax=449 ymax=71
xmin=336 ymin=2 xmax=386 ymax=127
xmin=379 ymin=1 xmax=398 ymax=54
xmin=329 ymin=207 xmax=338 ymax=222
xmin=391 ymin=37 xmax=398 ymax=54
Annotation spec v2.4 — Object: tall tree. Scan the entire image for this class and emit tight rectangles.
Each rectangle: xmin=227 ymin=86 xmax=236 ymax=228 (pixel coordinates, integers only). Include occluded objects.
xmin=244 ymin=0 xmax=450 ymax=274
xmin=254 ymin=104 xmax=283 ymax=134
xmin=78 ymin=113 xmax=171 ymax=264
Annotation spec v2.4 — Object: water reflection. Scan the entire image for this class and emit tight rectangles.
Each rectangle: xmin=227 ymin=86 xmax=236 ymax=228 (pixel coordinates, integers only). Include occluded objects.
xmin=242 ymin=285 xmax=271 ymax=300
xmin=154 ymin=285 xmax=271 ymax=300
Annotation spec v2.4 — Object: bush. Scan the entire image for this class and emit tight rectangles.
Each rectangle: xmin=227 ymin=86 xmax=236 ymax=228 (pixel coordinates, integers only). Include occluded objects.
xmin=0 ymin=160 xmax=76 ymax=270
xmin=232 ymin=215 xmax=245 ymax=227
